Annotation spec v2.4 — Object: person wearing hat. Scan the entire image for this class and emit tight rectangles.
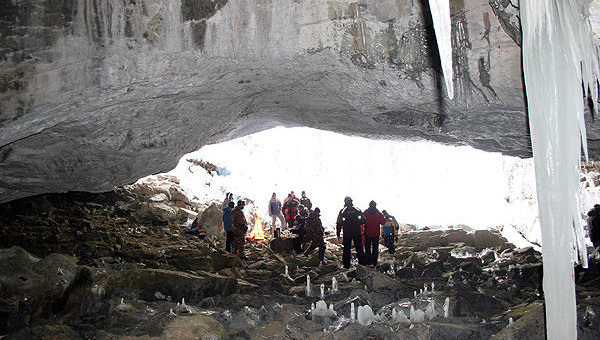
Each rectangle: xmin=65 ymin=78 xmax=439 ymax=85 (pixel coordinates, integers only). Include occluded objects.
xmin=299 ymin=191 xmax=313 ymax=211
xmin=231 ymin=200 xmax=248 ymax=258
xmin=381 ymin=210 xmax=400 ymax=254
xmin=282 ymin=193 xmax=300 ymax=231
xmin=268 ymin=193 xmax=285 ymax=236
xmin=304 ymin=207 xmax=326 ymax=263
xmin=336 ymin=196 xmax=367 ymax=268
xmin=363 ymin=201 xmax=386 ymax=266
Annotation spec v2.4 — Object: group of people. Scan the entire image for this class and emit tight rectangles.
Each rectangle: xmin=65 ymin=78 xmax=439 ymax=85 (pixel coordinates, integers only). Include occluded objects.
xmin=335 ymin=197 xmax=398 ymax=268
xmin=221 ymin=191 xmax=399 ymax=267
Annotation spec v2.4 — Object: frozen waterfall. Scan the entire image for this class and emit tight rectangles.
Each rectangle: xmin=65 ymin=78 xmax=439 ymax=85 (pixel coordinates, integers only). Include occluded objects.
xmin=428 ymin=0 xmax=454 ymax=99
xmin=520 ymin=1 xmax=600 ymax=339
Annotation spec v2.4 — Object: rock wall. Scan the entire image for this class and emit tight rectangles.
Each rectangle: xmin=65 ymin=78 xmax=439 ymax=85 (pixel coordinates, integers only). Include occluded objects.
xmin=0 ymin=0 xmax=529 ymax=203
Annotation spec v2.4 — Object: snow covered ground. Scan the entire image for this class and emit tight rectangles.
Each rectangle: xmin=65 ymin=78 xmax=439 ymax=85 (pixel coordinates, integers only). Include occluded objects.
xmin=140 ymin=126 xmax=600 ymax=249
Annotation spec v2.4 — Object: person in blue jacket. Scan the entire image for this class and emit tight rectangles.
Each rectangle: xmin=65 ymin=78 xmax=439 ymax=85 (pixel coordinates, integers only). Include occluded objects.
xmin=223 ymin=201 xmax=235 ymax=253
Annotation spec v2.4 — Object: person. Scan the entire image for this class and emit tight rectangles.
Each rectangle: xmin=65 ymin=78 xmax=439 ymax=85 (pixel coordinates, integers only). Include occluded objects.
xmin=231 ymin=200 xmax=248 ymax=258
xmin=363 ymin=201 xmax=386 ymax=266
xmin=222 ymin=192 xmax=234 ymax=210
xmin=381 ymin=210 xmax=399 ymax=254
xmin=336 ymin=196 xmax=367 ymax=269
xmin=304 ymin=207 xmax=326 ymax=263
xmin=588 ymin=205 xmax=600 ymax=249
xmin=292 ymin=205 xmax=309 ymax=253
xmin=269 ymin=193 xmax=286 ymax=236
xmin=222 ymin=201 xmax=235 ymax=253
xmin=300 ymin=191 xmax=313 ymax=211
xmin=282 ymin=194 xmax=299 ymax=230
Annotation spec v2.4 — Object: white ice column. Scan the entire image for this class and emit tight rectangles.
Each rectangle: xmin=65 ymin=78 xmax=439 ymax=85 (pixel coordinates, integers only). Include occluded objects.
xmin=521 ymin=1 xmax=600 ymax=339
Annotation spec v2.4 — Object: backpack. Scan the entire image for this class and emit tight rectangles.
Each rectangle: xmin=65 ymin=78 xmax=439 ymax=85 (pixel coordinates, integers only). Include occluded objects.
xmin=341 ymin=206 xmax=363 ymax=226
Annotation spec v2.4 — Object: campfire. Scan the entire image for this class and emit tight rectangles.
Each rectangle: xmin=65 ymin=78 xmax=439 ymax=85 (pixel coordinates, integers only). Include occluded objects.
xmin=248 ymin=214 xmax=270 ymax=241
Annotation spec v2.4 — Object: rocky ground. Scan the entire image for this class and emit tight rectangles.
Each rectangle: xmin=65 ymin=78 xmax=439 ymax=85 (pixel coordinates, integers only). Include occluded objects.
xmin=0 ymin=188 xmax=599 ymax=339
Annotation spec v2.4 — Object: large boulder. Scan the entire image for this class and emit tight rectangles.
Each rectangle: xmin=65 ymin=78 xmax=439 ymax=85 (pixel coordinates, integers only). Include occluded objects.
xmin=0 ymin=247 xmax=78 ymax=332
xmin=200 ymin=203 xmax=224 ymax=238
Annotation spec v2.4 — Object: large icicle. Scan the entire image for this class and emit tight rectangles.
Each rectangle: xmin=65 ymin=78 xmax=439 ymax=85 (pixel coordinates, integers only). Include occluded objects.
xmin=428 ymin=0 xmax=454 ymax=99
xmin=521 ymin=1 xmax=600 ymax=339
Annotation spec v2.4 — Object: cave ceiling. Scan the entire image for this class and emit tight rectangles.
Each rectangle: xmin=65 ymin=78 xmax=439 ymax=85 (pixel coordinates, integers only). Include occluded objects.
xmin=1 ymin=0 xmax=599 ymax=203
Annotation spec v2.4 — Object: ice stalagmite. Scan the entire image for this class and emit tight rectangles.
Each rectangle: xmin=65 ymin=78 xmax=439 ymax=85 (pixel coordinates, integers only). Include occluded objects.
xmin=427 ymin=0 xmax=454 ymax=99
xmin=521 ymin=1 xmax=600 ymax=339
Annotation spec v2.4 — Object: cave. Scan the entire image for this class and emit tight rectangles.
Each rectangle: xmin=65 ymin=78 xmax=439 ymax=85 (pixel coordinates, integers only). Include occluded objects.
xmin=1 ymin=0 xmax=600 ymax=339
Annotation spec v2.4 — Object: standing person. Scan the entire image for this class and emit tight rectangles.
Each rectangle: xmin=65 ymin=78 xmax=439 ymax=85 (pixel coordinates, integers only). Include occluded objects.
xmin=292 ymin=205 xmax=309 ymax=253
xmin=589 ymin=205 xmax=600 ymax=249
xmin=304 ymin=207 xmax=326 ymax=263
xmin=222 ymin=201 xmax=235 ymax=253
xmin=282 ymin=194 xmax=299 ymax=230
xmin=231 ymin=200 xmax=248 ymax=259
xmin=363 ymin=201 xmax=386 ymax=266
xmin=381 ymin=210 xmax=399 ymax=254
xmin=222 ymin=192 xmax=234 ymax=210
xmin=269 ymin=193 xmax=286 ymax=236
xmin=300 ymin=191 xmax=313 ymax=211
xmin=336 ymin=197 xmax=367 ymax=269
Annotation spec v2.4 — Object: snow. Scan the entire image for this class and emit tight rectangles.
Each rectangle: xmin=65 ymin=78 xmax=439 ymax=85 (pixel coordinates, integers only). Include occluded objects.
xmin=521 ymin=1 xmax=600 ymax=338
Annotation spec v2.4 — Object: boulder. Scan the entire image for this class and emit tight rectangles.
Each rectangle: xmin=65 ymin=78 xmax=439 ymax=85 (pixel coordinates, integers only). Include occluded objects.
xmin=164 ymin=314 xmax=225 ymax=340
xmin=269 ymin=237 xmax=296 ymax=253
xmin=200 ymin=203 xmax=224 ymax=238
xmin=473 ymin=230 xmax=510 ymax=250
xmin=490 ymin=302 xmax=545 ymax=340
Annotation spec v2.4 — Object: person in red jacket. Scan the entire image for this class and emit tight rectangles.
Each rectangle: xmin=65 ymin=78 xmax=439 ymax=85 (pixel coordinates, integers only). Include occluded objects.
xmin=282 ymin=193 xmax=299 ymax=230
xmin=363 ymin=200 xmax=386 ymax=266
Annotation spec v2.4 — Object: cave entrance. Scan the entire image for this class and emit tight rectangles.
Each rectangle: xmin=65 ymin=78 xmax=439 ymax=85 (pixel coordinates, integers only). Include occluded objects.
xmin=137 ymin=126 xmax=540 ymax=248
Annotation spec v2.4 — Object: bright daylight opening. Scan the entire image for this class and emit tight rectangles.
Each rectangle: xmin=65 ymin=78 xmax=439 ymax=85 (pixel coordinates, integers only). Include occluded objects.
xmin=135 ymin=126 xmax=600 ymax=249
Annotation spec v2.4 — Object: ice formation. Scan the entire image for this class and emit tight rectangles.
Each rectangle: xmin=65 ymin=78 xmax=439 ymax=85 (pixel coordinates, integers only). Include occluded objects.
xmin=428 ymin=0 xmax=454 ymax=99
xmin=409 ymin=306 xmax=425 ymax=323
xmin=521 ymin=1 xmax=600 ymax=338
xmin=392 ymin=308 xmax=409 ymax=323
xmin=311 ymin=300 xmax=337 ymax=320
xmin=357 ymin=305 xmax=376 ymax=326
xmin=306 ymin=274 xmax=312 ymax=297
xmin=320 ymin=283 xmax=325 ymax=299
xmin=425 ymin=299 xmax=437 ymax=320
xmin=350 ymin=303 xmax=356 ymax=322
xmin=443 ymin=297 xmax=450 ymax=318
xmin=332 ymin=277 xmax=338 ymax=293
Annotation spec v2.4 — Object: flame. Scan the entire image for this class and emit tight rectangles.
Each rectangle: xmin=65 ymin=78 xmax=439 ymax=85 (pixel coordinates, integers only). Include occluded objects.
xmin=249 ymin=214 xmax=270 ymax=241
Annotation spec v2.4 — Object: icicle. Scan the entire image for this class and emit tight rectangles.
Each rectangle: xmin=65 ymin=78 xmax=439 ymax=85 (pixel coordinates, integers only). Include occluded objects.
xmin=410 ymin=306 xmax=425 ymax=323
xmin=521 ymin=1 xmax=600 ymax=338
xmin=414 ymin=291 xmax=417 ymax=298
xmin=181 ymin=298 xmax=186 ymax=306
xmin=508 ymin=317 xmax=514 ymax=326
xmin=311 ymin=302 xmax=316 ymax=311
xmin=443 ymin=297 xmax=450 ymax=318
xmin=431 ymin=282 xmax=435 ymax=292
xmin=120 ymin=297 xmax=124 ymax=305
xmin=169 ymin=308 xmax=176 ymax=316
xmin=332 ymin=277 xmax=338 ymax=293
xmin=350 ymin=302 xmax=356 ymax=322
xmin=320 ymin=283 xmax=325 ymax=299
xmin=423 ymin=283 xmax=428 ymax=293
xmin=425 ymin=299 xmax=436 ymax=320
xmin=329 ymin=303 xmax=335 ymax=315
xmin=427 ymin=0 xmax=454 ymax=99
xmin=285 ymin=265 xmax=288 ymax=277
xmin=306 ymin=274 xmax=312 ymax=297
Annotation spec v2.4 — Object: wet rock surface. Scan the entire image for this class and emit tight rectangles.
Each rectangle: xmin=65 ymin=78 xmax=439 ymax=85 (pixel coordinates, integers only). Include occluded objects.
xmin=1 ymin=191 xmax=600 ymax=339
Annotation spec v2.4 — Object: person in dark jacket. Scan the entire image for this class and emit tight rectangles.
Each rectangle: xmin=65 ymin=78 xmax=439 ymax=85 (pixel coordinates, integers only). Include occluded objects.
xmin=336 ymin=197 xmax=367 ymax=269
xmin=363 ymin=201 xmax=386 ymax=266
xmin=292 ymin=206 xmax=309 ymax=253
xmin=589 ymin=205 xmax=600 ymax=248
xmin=231 ymin=200 xmax=248 ymax=258
xmin=282 ymin=194 xmax=299 ymax=230
xmin=299 ymin=191 xmax=313 ymax=211
xmin=381 ymin=210 xmax=399 ymax=254
xmin=222 ymin=201 xmax=235 ymax=253
xmin=304 ymin=207 xmax=326 ymax=263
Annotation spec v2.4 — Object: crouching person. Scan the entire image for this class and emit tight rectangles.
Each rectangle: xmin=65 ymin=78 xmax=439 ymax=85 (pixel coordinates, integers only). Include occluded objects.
xmin=231 ymin=200 xmax=248 ymax=259
xmin=304 ymin=207 xmax=326 ymax=264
